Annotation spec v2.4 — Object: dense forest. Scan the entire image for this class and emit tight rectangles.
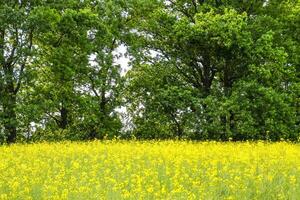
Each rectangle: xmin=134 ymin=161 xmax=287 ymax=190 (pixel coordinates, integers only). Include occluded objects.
xmin=0 ymin=0 xmax=299 ymax=143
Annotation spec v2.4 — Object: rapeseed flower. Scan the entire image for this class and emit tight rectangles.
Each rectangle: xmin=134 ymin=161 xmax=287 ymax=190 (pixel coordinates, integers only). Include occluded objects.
xmin=0 ymin=141 xmax=300 ymax=199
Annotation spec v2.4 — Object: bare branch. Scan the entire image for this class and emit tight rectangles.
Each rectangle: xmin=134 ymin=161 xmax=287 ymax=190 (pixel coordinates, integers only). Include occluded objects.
xmin=88 ymin=75 xmax=100 ymax=98
xmin=46 ymin=112 xmax=61 ymax=126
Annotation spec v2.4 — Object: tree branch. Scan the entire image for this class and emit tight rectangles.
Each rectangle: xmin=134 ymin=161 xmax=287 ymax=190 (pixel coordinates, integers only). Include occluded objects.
xmin=89 ymin=75 xmax=100 ymax=98
xmin=14 ymin=29 xmax=34 ymax=94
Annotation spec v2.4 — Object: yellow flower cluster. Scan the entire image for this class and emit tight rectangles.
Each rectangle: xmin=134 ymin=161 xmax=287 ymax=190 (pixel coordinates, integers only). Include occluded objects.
xmin=0 ymin=141 xmax=300 ymax=199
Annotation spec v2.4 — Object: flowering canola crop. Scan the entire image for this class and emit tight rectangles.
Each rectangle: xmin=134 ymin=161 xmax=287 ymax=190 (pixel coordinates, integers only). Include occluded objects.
xmin=0 ymin=141 xmax=300 ymax=199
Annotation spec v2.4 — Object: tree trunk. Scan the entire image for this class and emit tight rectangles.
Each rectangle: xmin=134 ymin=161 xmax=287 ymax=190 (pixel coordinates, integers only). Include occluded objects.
xmin=221 ymin=60 xmax=236 ymax=140
xmin=2 ymin=88 xmax=17 ymax=144
xmin=2 ymin=45 xmax=18 ymax=143
xmin=59 ymin=106 xmax=68 ymax=129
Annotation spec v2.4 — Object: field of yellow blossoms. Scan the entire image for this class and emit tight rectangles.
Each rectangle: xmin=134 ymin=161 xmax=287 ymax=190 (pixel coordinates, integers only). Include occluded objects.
xmin=1 ymin=141 xmax=300 ymax=199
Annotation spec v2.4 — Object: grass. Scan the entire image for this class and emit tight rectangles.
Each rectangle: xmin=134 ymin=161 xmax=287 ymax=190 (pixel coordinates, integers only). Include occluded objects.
xmin=0 ymin=140 xmax=300 ymax=199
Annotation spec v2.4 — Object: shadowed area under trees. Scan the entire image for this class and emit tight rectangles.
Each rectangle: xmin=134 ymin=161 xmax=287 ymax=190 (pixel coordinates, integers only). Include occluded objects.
xmin=0 ymin=0 xmax=299 ymax=143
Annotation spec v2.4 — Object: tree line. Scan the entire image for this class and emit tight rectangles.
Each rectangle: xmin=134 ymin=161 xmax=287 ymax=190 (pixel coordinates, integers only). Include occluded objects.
xmin=0 ymin=0 xmax=299 ymax=143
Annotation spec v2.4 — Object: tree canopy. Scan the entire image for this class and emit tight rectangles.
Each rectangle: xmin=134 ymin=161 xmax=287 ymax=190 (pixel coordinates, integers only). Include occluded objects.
xmin=0 ymin=0 xmax=299 ymax=143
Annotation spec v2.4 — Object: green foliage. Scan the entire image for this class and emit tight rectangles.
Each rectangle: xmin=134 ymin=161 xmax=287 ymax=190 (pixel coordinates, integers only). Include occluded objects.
xmin=125 ymin=0 xmax=300 ymax=141
xmin=0 ymin=0 xmax=299 ymax=142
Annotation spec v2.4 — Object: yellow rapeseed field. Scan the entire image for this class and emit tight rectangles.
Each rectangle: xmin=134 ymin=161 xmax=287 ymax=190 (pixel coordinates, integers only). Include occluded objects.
xmin=0 ymin=141 xmax=300 ymax=199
